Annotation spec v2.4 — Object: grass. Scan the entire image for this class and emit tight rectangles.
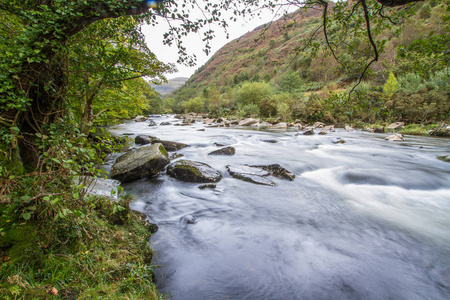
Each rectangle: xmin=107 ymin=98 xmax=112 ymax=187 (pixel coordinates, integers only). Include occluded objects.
xmin=399 ymin=124 xmax=437 ymax=136
xmin=0 ymin=196 xmax=163 ymax=300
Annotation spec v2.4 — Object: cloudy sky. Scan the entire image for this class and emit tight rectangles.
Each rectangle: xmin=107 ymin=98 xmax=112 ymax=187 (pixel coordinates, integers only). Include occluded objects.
xmin=142 ymin=2 xmax=297 ymax=79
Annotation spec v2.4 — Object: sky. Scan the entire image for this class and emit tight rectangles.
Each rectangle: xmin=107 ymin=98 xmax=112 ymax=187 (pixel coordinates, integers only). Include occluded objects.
xmin=142 ymin=1 xmax=297 ymax=80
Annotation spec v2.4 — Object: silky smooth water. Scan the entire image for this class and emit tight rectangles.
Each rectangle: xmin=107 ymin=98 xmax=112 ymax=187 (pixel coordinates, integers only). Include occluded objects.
xmin=108 ymin=115 xmax=450 ymax=300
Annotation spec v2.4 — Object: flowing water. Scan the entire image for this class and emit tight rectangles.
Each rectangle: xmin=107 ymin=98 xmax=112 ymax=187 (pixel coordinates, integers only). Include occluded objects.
xmin=108 ymin=115 xmax=450 ymax=300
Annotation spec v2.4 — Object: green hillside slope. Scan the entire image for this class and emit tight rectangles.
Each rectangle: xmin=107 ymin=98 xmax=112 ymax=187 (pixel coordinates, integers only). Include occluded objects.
xmin=161 ymin=1 xmax=449 ymax=127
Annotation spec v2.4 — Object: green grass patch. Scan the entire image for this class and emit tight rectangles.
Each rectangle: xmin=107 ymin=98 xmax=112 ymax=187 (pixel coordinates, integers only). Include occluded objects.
xmin=0 ymin=196 xmax=163 ymax=300
xmin=399 ymin=124 xmax=437 ymax=136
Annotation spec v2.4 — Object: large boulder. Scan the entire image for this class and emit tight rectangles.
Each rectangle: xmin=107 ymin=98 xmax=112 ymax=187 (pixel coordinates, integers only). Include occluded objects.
xmin=167 ymin=160 xmax=222 ymax=183
xmin=151 ymin=140 xmax=188 ymax=151
xmin=208 ymin=146 xmax=236 ymax=156
xmin=111 ymin=143 xmax=169 ymax=183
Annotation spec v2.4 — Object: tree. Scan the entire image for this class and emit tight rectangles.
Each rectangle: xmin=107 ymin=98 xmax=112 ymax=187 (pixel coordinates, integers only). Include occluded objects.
xmin=0 ymin=0 xmax=229 ymax=167
xmin=67 ymin=17 xmax=171 ymax=134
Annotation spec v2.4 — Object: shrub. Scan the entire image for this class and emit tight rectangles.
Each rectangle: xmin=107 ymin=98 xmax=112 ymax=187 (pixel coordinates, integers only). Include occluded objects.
xmin=236 ymin=104 xmax=260 ymax=118
xmin=234 ymin=81 xmax=273 ymax=108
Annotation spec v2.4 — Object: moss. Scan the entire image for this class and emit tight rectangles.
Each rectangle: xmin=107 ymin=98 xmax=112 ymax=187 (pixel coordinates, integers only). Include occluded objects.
xmin=159 ymin=144 xmax=169 ymax=158
xmin=177 ymin=162 xmax=203 ymax=177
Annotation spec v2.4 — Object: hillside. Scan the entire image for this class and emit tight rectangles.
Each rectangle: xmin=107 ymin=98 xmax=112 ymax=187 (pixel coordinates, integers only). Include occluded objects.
xmin=160 ymin=1 xmax=448 ymax=127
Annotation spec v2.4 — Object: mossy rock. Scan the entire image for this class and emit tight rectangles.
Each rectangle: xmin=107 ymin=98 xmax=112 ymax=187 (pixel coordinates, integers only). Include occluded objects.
xmin=111 ymin=143 xmax=169 ymax=183
xmin=167 ymin=159 xmax=222 ymax=183
xmin=438 ymin=155 xmax=449 ymax=162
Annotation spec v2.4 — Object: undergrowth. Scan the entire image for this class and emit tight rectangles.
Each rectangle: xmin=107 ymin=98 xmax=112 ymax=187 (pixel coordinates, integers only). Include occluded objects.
xmin=0 ymin=121 xmax=162 ymax=299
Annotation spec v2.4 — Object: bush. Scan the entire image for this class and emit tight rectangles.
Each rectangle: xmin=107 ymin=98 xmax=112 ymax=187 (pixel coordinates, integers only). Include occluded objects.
xmin=234 ymin=81 xmax=273 ymax=108
xmin=181 ymin=97 xmax=204 ymax=113
xmin=236 ymin=104 xmax=260 ymax=118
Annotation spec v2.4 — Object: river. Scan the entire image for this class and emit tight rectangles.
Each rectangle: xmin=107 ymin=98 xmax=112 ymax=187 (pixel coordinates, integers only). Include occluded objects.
xmin=107 ymin=115 xmax=450 ymax=300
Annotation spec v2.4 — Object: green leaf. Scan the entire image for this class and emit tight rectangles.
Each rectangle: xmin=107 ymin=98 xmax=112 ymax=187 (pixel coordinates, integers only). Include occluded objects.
xmin=22 ymin=212 xmax=32 ymax=220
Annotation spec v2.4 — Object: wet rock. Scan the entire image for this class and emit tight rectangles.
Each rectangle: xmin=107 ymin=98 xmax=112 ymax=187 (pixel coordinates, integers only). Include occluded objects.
xmin=331 ymin=137 xmax=346 ymax=144
xmin=386 ymin=122 xmax=405 ymax=131
xmin=160 ymin=121 xmax=171 ymax=126
xmin=167 ymin=160 xmax=222 ymax=183
xmin=203 ymin=118 xmax=216 ymax=125
xmin=111 ymin=143 xmax=169 ymax=183
xmin=151 ymin=140 xmax=188 ymax=151
xmin=437 ymin=155 xmax=449 ymax=163
xmin=323 ymin=125 xmax=335 ymax=131
xmin=385 ymin=133 xmax=404 ymax=141
xmin=135 ymin=135 xmax=157 ymax=145
xmin=169 ymin=153 xmax=184 ymax=160
xmin=185 ymin=215 xmax=197 ymax=224
xmin=227 ymin=164 xmax=295 ymax=186
xmin=303 ymin=129 xmax=315 ymax=135
xmin=135 ymin=115 xmax=148 ymax=122
xmin=318 ymin=130 xmax=327 ymax=135
xmin=226 ymin=165 xmax=275 ymax=186
xmin=251 ymin=164 xmax=296 ymax=181
xmin=261 ymin=139 xmax=278 ymax=143
xmin=238 ymin=118 xmax=258 ymax=126
xmin=197 ymin=128 xmax=206 ymax=132
xmin=198 ymin=183 xmax=217 ymax=189
xmin=148 ymin=120 xmax=157 ymax=126
xmin=208 ymin=146 xmax=236 ymax=156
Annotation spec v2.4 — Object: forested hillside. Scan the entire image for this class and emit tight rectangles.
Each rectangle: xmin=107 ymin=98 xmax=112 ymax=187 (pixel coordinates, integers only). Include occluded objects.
xmin=165 ymin=1 xmax=449 ymax=127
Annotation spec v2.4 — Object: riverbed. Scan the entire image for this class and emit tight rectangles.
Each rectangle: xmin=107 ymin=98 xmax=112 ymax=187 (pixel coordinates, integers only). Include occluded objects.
xmin=108 ymin=115 xmax=450 ymax=300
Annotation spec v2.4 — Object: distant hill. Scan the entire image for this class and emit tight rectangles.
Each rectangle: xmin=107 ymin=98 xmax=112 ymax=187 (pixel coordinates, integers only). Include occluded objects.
xmin=151 ymin=77 xmax=188 ymax=96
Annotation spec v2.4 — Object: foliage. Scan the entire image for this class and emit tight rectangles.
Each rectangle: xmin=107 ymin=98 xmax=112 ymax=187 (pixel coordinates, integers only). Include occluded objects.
xmin=182 ymin=97 xmax=205 ymax=113
xmin=234 ymin=81 xmax=273 ymax=108
xmin=236 ymin=104 xmax=260 ymax=118
xmin=383 ymin=72 xmax=399 ymax=98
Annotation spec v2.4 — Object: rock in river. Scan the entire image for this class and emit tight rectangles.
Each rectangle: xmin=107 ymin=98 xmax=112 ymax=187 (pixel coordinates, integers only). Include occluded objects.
xmin=135 ymin=135 xmax=157 ymax=145
xmin=208 ymin=146 xmax=236 ymax=156
xmin=151 ymin=140 xmax=188 ymax=151
xmin=167 ymin=160 xmax=222 ymax=183
xmin=111 ymin=143 xmax=169 ymax=183
xmin=226 ymin=165 xmax=275 ymax=186
xmin=226 ymin=164 xmax=295 ymax=186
